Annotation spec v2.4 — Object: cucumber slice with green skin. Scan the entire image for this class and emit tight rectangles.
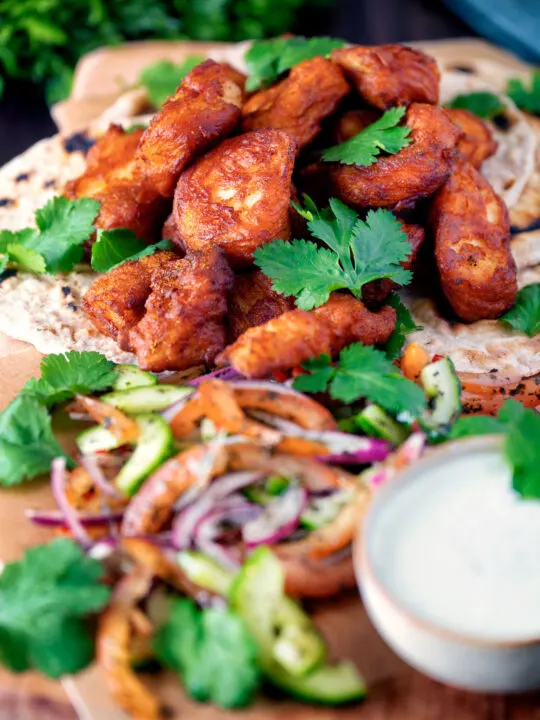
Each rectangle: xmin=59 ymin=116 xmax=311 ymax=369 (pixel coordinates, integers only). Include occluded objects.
xmin=101 ymin=385 xmax=192 ymax=415
xmin=76 ymin=425 xmax=124 ymax=454
xmin=420 ymin=357 xmax=462 ymax=435
xmin=115 ymin=414 xmax=173 ymax=496
xmin=113 ymin=364 xmax=157 ymax=391
xmin=355 ymin=405 xmax=410 ymax=446
xmin=301 ymin=490 xmax=355 ymax=530
xmin=271 ymin=597 xmax=326 ymax=676
xmin=244 ymin=476 xmax=291 ymax=505
xmin=177 ymin=551 xmax=234 ymax=597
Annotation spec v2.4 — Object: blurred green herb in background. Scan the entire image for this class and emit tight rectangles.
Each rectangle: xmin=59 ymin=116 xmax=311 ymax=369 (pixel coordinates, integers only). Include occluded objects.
xmin=0 ymin=0 xmax=333 ymax=104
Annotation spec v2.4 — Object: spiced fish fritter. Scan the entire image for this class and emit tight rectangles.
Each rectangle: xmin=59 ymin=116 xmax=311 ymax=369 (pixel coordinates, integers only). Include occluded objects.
xmin=241 ymin=57 xmax=349 ymax=150
xmin=228 ymin=269 xmax=296 ymax=342
xmin=446 ymin=108 xmax=498 ymax=169
xmin=125 ymin=247 xmax=234 ymax=372
xmin=217 ymin=293 xmax=396 ymax=378
xmin=331 ymin=44 xmax=439 ymax=109
xmin=432 ymin=159 xmax=517 ymax=322
xmin=316 ymin=103 xmax=460 ymax=209
xmin=65 ymin=124 xmax=167 ymax=242
xmin=173 ymin=129 xmax=296 ymax=266
xmin=82 ymin=251 xmax=179 ymax=340
xmin=136 ymin=60 xmax=243 ymax=198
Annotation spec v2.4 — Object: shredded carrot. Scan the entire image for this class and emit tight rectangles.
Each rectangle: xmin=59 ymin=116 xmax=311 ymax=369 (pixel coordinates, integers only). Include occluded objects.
xmin=400 ymin=342 xmax=430 ymax=381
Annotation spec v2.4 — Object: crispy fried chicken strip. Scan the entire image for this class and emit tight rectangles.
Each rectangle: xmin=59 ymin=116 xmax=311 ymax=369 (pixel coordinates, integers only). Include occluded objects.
xmin=125 ymin=247 xmax=234 ymax=371
xmin=217 ymin=293 xmax=396 ymax=378
xmin=65 ymin=124 xmax=167 ymax=242
xmin=331 ymin=44 xmax=439 ymax=109
xmin=311 ymin=103 xmax=460 ymax=208
xmin=82 ymin=251 xmax=178 ymax=340
xmin=432 ymin=159 xmax=517 ymax=322
xmin=135 ymin=60 xmax=243 ymax=197
xmin=446 ymin=108 xmax=498 ymax=169
xmin=228 ymin=269 xmax=295 ymax=341
xmin=174 ymin=129 xmax=296 ymax=266
xmin=241 ymin=57 xmax=349 ymax=149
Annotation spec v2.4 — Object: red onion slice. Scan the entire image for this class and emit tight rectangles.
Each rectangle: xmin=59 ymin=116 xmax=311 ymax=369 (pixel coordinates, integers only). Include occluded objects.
xmin=50 ymin=457 xmax=92 ymax=548
xmin=243 ymin=484 xmax=307 ymax=548
xmin=79 ymin=454 xmax=123 ymax=498
xmin=188 ymin=368 xmax=245 ymax=387
xmin=25 ymin=509 xmax=123 ymax=527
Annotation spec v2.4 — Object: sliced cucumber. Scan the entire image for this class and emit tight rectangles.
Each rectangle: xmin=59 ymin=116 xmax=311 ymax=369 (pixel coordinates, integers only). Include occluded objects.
xmin=115 ymin=414 xmax=173 ymax=496
xmin=113 ymin=364 xmax=157 ymax=391
xmin=177 ymin=551 xmax=234 ymax=597
xmin=101 ymin=385 xmax=192 ymax=415
xmin=355 ymin=405 xmax=410 ymax=445
xmin=420 ymin=357 xmax=462 ymax=434
xmin=244 ymin=476 xmax=290 ymax=505
xmin=266 ymin=659 xmax=367 ymax=705
xmin=301 ymin=490 xmax=354 ymax=530
xmin=271 ymin=597 xmax=326 ymax=676
xmin=76 ymin=425 xmax=124 ymax=454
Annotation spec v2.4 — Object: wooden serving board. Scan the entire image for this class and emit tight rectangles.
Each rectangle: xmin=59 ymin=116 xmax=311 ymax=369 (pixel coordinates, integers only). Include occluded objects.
xmin=2 ymin=37 xmax=540 ymax=719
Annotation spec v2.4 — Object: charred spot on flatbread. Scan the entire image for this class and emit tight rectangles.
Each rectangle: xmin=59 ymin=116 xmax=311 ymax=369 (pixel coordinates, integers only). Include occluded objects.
xmin=63 ymin=132 xmax=95 ymax=155
xmin=0 ymin=270 xmax=17 ymax=284
xmin=43 ymin=179 xmax=56 ymax=189
xmin=511 ymin=217 xmax=540 ymax=235
xmin=449 ymin=65 xmax=474 ymax=74
xmin=15 ymin=172 xmax=31 ymax=183
xmin=492 ymin=113 xmax=514 ymax=132
xmin=0 ymin=198 xmax=15 ymax=208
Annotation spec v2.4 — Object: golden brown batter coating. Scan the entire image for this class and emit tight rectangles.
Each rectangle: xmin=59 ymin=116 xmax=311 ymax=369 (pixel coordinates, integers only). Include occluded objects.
xmin=217 ymin=293 xmax=396 ymax=378
xmin=331 ymin=44 xmax=439 ymax=109
xmin=135 ymin=60 xmax=243 ymax=197
xmin=126 ymin=247 xmax=234 ymax=371
xmin=173 ymin=129 xmax=296 ymax=266
xmin=82 ymin=251 xmax=179 ymax=340
xmin=446 ymin=108 xmax=498 ymax=169
xmin=228 ymin=269 xmax=296 ymax=341
xmin=241 ymin=57 xmax=349 ymax=150
xmin=432 ymin=159 xmax=517 ymax=322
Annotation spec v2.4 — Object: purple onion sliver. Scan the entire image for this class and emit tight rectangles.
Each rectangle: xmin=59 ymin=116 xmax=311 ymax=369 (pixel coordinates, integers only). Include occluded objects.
xmin=50 ymin=457 xmax=92 ymax=548
xmin=25 ymin=508 xmax=123 ymax=527
xmin=188 ymin=367 xmax=245 ymax=387
xmin=243 ymin=485 xmax=307 ymax=548
xmin=79 ymin=454 xmax=123 ymax=498
xmin=160 ymin=390 xmax=196 ymax=423
xmin=316 ymin=442 xmax=390 ymax=465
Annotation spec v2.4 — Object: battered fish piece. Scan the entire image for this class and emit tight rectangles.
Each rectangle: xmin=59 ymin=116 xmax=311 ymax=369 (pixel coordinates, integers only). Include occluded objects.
xmin=316 ymin=103 xmax=460 ymax=208
xmin=82 ymin=251 xmax=178 ymax=340
xmin=241 ymin=57 xmax=349 ymax=150
xmin=126 ymin=248 xmax=234 ymax=371
xmin=228 ymin=270 xmax=295 ymax=341
xmin=432 ymin=159 xmax=517 ymax=322
xmin=174 ymin=129 xmax=296 ymax=266
xmin=136 ymin=60 xmax=243 ymax=197
xmin=446 ymin=108 xmax=498 ymax=169
xmin=217 ymin=293 xmax=396 ymax=378
xmin=331 ymin=44 xmax=439 ymax=109
xmin=65 ymin=124 xmax=167 ymax=242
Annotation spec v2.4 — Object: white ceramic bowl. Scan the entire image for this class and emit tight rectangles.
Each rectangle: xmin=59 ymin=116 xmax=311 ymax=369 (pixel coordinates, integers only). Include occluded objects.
xmin=355 ymin=435 xmax=540 ymax=693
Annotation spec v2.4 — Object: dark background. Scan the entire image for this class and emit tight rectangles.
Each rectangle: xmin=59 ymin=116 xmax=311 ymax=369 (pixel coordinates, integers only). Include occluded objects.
xmin=0 ymin=0 xmax=473 ymax=166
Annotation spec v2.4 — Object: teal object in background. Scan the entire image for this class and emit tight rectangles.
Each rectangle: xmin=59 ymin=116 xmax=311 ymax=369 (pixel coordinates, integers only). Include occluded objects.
xmin=442 ymin=0 xmax=540 ymax=63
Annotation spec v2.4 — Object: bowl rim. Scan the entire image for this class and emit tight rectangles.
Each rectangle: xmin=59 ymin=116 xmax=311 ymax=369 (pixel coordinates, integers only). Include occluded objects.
xmin=355 ymin=433 xmax=540 ymax=649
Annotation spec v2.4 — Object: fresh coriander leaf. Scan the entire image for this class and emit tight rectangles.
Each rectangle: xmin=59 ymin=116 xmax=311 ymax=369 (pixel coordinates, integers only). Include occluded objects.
xmin=5 ymin=245 xmax=46 ymax=273
xmin=139 ymin=56 xmax=205 ymax=107
xmin=384 ymin=294 xmax=422 ymax=360
xmin=293 ymin=353 xmax=335 ymax=393
xmin=0 ymin=395 xmax=70 ymax=486
xmin=449 ymin=415 xmax=505 ymax=439
xmin=0 ymin=538 xmax=109 ymax=677
xmin=322 ymin=107 xmax=411 ymax=166
xmin=506 ymin=71 xmax=540 ymax=115
xmin=0 ymin=255 xmax=7 ymax=273
xmin=90 ymin=228 xmax=171 ymax=272
xmin=504 ymin=403 xmax=540 ymax=498
xmin=154 ymin=599 xmax=259 ymax=709
xmin=500 ymin=283 xmax=540 ymax=337
xmin=448 ymin=91 xmax=506 ymax=119
xmin=276 ymin=36 xmax=346 ymax=74
xmin=22 ymin=351 xmax=117 ymax=406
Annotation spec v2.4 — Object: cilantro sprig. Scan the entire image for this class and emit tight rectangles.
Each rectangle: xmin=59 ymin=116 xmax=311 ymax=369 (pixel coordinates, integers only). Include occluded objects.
xmin=154 ymin=598 xmax=259 ymax=709
xmin=254 ymin=197 xmax=412 ymax=310
xmin=384 ymin=294 xmax=422 ymax=360
xmin=293 ymin=343 xmax=427 ymax=416
xmin=506 ymin=70 xmax=540 ymax=115
xmin=90 ymin=229 xmax=172 ymax=273
xmin=499 ymin=283 xmax=540 ymax=338
xmin=448 ymin=91 xmax=506 ymax=119
xmin=139 ymin=56 xmax=205 ymax=107
xmin=322 ymin=107 xmax=412 ymax=166
xmin=0 ymin=538 xmax=110 ymax=677
xmin=245 ymin=36 xmax=345 ymax=91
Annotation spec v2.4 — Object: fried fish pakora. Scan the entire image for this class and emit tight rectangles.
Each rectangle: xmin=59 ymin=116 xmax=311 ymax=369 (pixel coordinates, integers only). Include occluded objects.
xmin=82 ymin=251 xmax=178 ymax=340
xmin=135 ymin=60 xmax=243 ymax=198
xmin=173 ymin=129 xmax=296 ymax=266
xmin=217 ymin=293 xmax=396 ymax=378
xmin=432 ymin=159 xmax=517 ymax=322
xmin=228 ymin=269 xmax=295 ymax=341
xmin=65 ymin=124 xmax=167 ymax=242
xmin=331 ymin=44 xmax=439 ymax=109
xmin=317 ymin=103 xmax=460 ymax=208
xmin=241 ymin=57 xmax=349 ymax=150
xmin=126 ymin=247 xmax=234 ymax=371
xmin=446 ymin=108 xmax=498 ymax=169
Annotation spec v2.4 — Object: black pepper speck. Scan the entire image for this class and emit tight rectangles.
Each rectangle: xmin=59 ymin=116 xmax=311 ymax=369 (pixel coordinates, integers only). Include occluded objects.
xmin=63 ymin=132 xmax=95 ymax=154
xmin=61 ymin=286 xmax=71 ymax=296
xmin=43 ymin=179 xmax=56 ymax=189
xmin=0 ymin=198 xmax=15 ymax=208
xmin=15 ymin=172 xmax=31 ymax=182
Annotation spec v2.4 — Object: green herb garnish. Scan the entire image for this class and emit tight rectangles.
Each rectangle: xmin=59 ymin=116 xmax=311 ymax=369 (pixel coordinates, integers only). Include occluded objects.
xmin=500 ymin=284 xmax=540 ymax=337
xmin=139 ymin=56 xmax=205 ymax=106
xmin=448 ymin=91 xmax=506 ymax=119
xmin=384 ymin=294 xmax=422 ymax=360
xmin=90 ymin=229 xmax=172 ymax=272
xmin=506 ymin=70 xmax=540 ymax=115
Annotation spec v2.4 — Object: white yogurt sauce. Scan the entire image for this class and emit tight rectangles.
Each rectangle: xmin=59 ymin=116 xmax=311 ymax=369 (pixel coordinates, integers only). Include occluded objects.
xmin=369 ymin=448 xmax=540 ymax=642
